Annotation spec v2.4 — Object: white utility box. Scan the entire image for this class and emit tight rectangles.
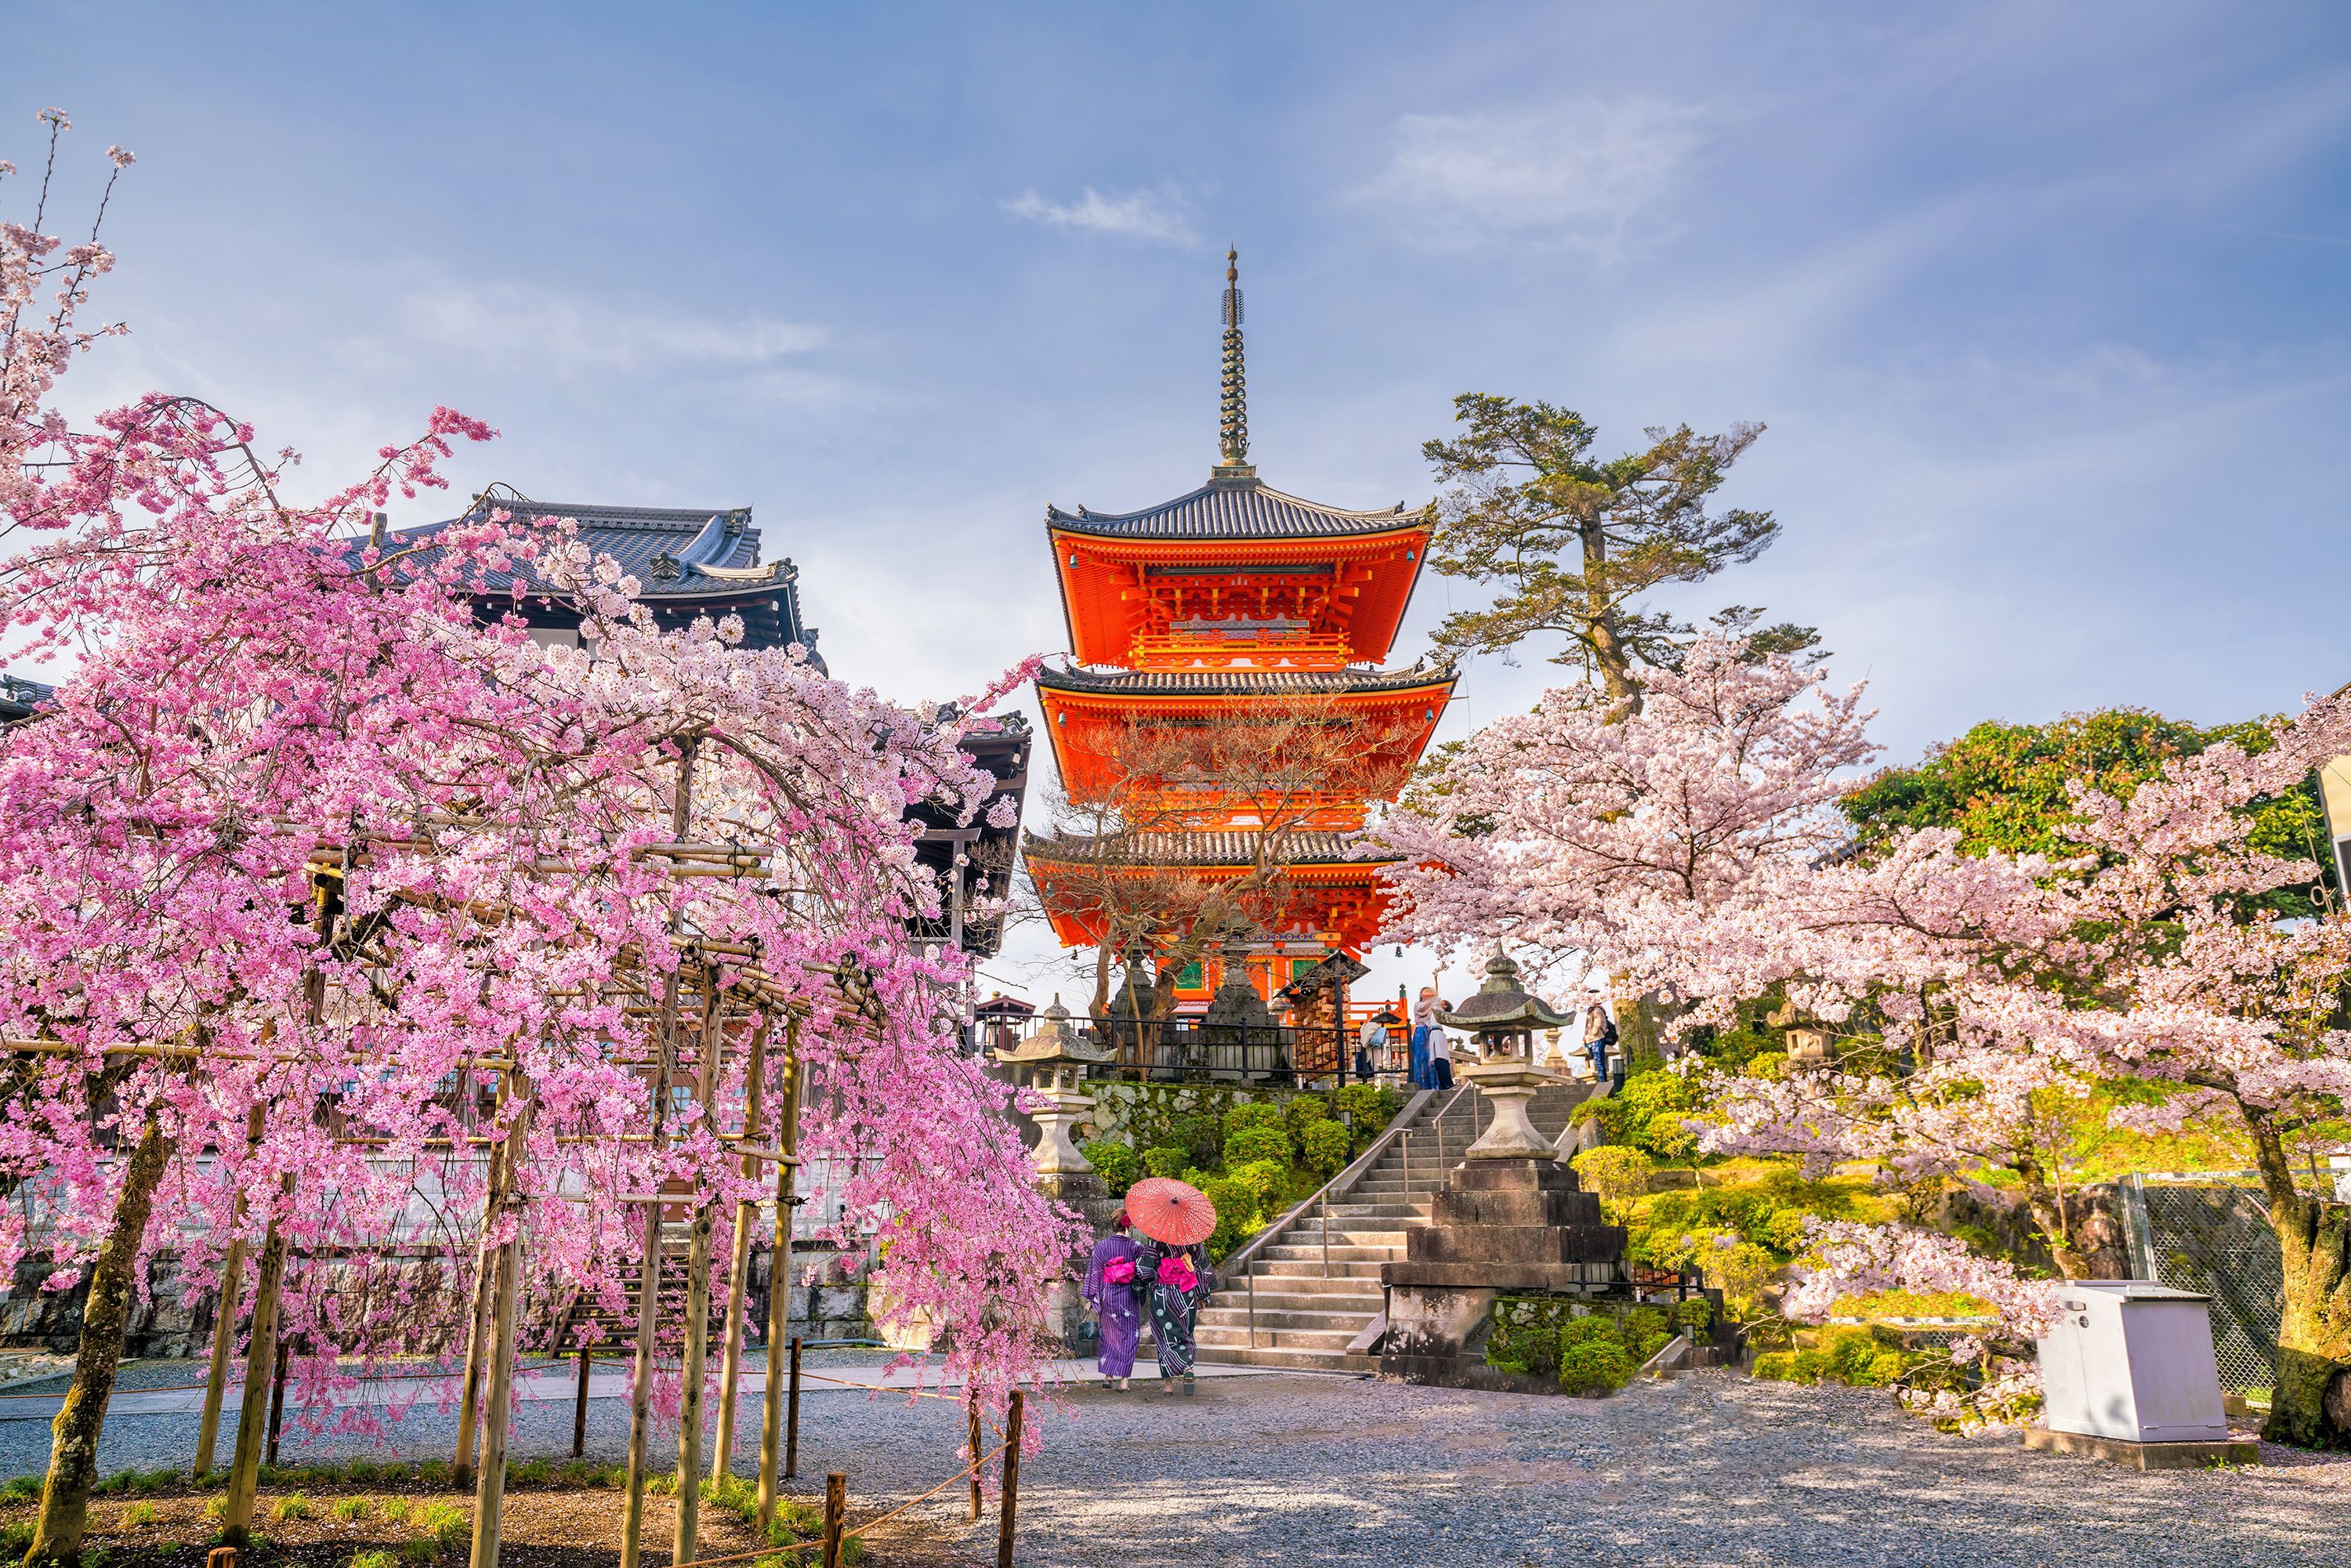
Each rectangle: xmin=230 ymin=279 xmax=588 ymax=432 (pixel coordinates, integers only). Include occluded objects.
xmin=2035 ymin=1280 xmax=2229 ymax=1443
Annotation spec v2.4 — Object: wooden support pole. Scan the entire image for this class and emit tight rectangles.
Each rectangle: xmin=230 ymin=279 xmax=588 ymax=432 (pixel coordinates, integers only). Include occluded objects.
xmin=194 ymin=1105 xmax=266 ymax=1479
xmin=673 ymin=981 xmax=725 ymax=1568
xmin=621 ymin=733 xmax=697 ymax=1568
xmin=711 ymin=1018 xmax=770 ymax=1481
xmin=450 ymin=1145 xmax=502 ymax=1489
xmin=998 ymin=1390 xmax=1023 ymax=1568
xmin=785 ymin=1338 xmax=802 ymax=1480
xmin=755 ymin=1021 xmax=802 ymax=1532
xmin=572 ymin=1345 xmax=590 ymax=1460
xmin=820 ymin=1471 xmax=846 ymax=1568
xmin=968 ymin=1397 xmax=984 ymax=1521
xmin=220 ymin=1193 xmax=290 ymax=1548
xmin=191 ymin=1234 xmax=246 ymax=1478
xmin=469 ymin=1072 xmax=531 ymax=1568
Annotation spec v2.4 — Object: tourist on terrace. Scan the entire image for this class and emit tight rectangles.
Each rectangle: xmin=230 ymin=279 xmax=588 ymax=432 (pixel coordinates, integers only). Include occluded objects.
xmin=1081 ymin=1211 xmax=1143 ymax=1391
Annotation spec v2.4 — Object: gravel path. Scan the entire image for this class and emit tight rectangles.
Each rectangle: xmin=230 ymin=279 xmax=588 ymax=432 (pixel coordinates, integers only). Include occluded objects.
xmin=5 ymin=1365 xmax=2342 ymax=1566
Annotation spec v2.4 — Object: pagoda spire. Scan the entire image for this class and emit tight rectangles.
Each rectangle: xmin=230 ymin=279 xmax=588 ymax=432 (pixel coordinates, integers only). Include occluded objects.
xmin=1215 ymin=247 xmax=1255 ymax=480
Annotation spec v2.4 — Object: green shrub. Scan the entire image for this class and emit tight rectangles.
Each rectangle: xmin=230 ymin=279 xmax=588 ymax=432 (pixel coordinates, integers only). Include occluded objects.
xmin=1281 ymin=1094 xmax=1330 ymax=1139
xmin=270 ymin=1491 xmax=313 ymax=1523
xmin=1140 ymin=1145 xmax=1190 ymax=1181
xmin=1166 ymin=1114 xmax=1224 ymax=1168
xmin=122 ymin=1501 xmax=161 ymax=1527
xmin=1081 ymin=1140 xmax=1141 ymax=1195
xmin=1331 ymin=1082 xmax=1400 ymax=1130
xmin=1622 ymin=1305 xmax=1669 ymax=1343
xmin=1559 ymin=1338 xmax=1634 ymax=1396
xmin=1223 ymin=1101 xmax=1283 ymax=1136
xmin=377 ymin=1497 xmax=413 ymax=1525
xmin=1751 ymin=1350 xmax=1801 ymax=1382
xmin=401 ymin=1540 xmax=437 ymax=1567
xmin=0 ymin=1523 xmax=32 ymax=1559
xmin=1629 ymin=1330 xmax=1672 ymax=1366
xmin=201 ymin=1495 xmax=228 ymax=1523
xmin=329 ymin=1495 xmax=375 ymax=1523
xmin=352 ymin=1552 xmax=404 ymax=1568
xmin=1558 ymin=1314 xmax=1621 ymax=1350
xmin=1299 ymin=1119 xmax=1351 ymax=1179
xmin=1673 ymin=1296 xmax=1715 ymax=1333
xmin=416 ymin=1500 xmax=469 ymax=1546
xmin=0 ymin=1475 xmax=38 ymax=1501
xmin=1790 ymin=1349 xmax=1831 ymax=1382
xmin=1223 ymin=1124 xmax=1291 ymax=1167
xmin=418 ymin=1459 xmax=450 ymax=1486
xmin=1193 ymin=1175 xmax=1252 ymax=1257
xmin=1224 ymin=1158 xmax=1288 ymax=1225
xmin=1485 ymin=1305 xmax=1563 ymax=1379
xmin=1570 ymin=1146 xmax=1654 ymax=1215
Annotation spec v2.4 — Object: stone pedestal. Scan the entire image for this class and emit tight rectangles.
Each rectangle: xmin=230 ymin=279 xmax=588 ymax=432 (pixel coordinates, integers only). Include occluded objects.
xmin=1458 ymin=1059 xmax=1566 ymax=1160
xmin=1379 ymin=1157 xmax=1627 ymax=1389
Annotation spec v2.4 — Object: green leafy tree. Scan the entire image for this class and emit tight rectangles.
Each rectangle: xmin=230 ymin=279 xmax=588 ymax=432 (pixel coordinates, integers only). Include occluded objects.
xmin=1842 ymin=708 xmax=2335 ymax=914
xmin=1422 ymin=395 xmax=1814 ymax=707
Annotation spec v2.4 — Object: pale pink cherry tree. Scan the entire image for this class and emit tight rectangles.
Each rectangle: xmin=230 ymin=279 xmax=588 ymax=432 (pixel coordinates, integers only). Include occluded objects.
xmin=0 ymin=111 xmax=1074 ymax=1565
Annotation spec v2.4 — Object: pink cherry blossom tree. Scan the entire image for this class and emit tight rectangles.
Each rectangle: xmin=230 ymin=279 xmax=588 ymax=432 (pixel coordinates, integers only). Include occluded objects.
xmin=3 ymin=110 xmax=1073 ymax=1563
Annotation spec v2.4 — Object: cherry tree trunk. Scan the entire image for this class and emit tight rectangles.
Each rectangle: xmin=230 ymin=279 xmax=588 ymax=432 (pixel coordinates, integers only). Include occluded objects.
xmin=2265 ymin=1186 xmax=2351 ymax=1448
xmin=26 ymin=1110 xmax=174 ymax=1566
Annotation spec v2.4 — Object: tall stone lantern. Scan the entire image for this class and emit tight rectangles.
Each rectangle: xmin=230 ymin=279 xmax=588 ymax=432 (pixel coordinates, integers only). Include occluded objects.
xmin=989 ymin=997 xmax=1110 ymax=1195
xmin=1440 ymin=953 xmax=1574 ymax=1161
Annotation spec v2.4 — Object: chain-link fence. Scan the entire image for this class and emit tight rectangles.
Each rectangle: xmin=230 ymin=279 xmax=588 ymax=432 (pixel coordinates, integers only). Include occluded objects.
xmin=2118 ymin=1173 xmax=2285 ymax=1395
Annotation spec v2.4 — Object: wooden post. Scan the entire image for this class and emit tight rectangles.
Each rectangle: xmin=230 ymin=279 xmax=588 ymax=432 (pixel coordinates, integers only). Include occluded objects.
xmin=572 ymin=1344 xmax=590 ymax=1459
xmin=997 ymin=1390 xmax=1023 ymax=1568
xmin=191 ymin=1234 xmax=245 ymax=1479
xmin=673 ymin=981 xmax=726 ymax=1568
xmin=755 ymin=1022 xmax=802 ymax=1532
xmin=820 ymin=1471 xmax=846 ymax=1568
xmin=195 ymin=1106 xmax=266 ymax=1479
xmin=220 ymin=1191 xmax=290 ymax=1548
xmin=469 ymin=1074 xmax=531 ymax=1568
xmin=785 ymin=1338 xmax=802 ymax=1479
xmin=451 ymin=1113 xmax=506 ymax=1490
xmin=967 ymin=1396 xmax=984 ymax=1521
xmin=264 ymin=1336 xmax=289 ymax=1467
xmin=711 ymin=1018 xmax=769 ymax=1481
xmin=621 ymin=734 xmax=697 ymax=1568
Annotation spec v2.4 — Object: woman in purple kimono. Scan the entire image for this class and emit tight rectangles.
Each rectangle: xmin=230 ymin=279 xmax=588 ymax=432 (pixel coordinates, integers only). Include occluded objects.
xmin=1081 ymin=1213 xmax=1143 ymax=1390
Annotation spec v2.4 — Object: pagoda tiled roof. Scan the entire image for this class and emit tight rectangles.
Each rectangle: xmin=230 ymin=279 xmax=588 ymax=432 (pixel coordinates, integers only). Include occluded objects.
xmin=0 ymin=673 xmax=54 ymax=724
xmin=1021 ymin=828 xmax=1393 ymax=868
xmin=1036 ymin=661 xmax=1454 ymax=697
xmin=1045 ymin=475 xmax=1422 ymax=541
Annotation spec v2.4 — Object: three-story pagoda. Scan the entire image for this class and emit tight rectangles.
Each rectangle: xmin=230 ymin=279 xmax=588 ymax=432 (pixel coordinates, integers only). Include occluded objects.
xmin=1026 ymin=252 xmax=1455 ymax=1012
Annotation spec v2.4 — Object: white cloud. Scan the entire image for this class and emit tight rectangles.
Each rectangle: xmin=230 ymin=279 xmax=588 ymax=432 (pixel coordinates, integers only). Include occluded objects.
xmin=1360 ymin=99 xmax=1706 ymax=254
xmin=1000 ymin=183 xmax=1200 ymax=248
xmin=400 ymin=285 xmax=827 ymax=373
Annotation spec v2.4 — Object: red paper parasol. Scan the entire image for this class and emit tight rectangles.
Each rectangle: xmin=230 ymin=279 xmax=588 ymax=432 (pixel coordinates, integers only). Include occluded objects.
xmin=1124 ymin=1178 xmax=1217 ymax=1247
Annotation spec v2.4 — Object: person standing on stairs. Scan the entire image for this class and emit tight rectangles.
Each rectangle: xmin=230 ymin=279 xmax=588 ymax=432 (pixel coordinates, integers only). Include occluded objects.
xmin=1137 ymin=1234 xmax=1212 ymax=1394
xmin=1409 ymin=986 xmax=1441 ymax=1090
xmin=1082 ymin=1211 xmax=1143 ymax=1391
xmin=1428 ymin=1005 xmax=1456 ymax=1092
xmin=1583 ymin=990 xmax=1618 ymax=1087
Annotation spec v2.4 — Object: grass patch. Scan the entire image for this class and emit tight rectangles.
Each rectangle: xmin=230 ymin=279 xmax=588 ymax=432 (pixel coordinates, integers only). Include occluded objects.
xmin=270 ymin=1491 xmax=313 ymax=1523
xmin=122 ymin=1500 xmax=161 ymax=1527
xmin=329 ymin=1494 xmax=376 ymax=1522
xmin=352 ymin=1552 xmax=403 ymax=1568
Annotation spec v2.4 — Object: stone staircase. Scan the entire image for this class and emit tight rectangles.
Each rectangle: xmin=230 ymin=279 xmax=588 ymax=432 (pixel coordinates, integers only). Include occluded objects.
xmin=1190 ymin=1079 xmax=1594 ymax=1374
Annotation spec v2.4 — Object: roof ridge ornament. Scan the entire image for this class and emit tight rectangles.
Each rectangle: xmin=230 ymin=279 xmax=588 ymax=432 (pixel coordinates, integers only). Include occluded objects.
xmin=1212 ymin=247 xmax=1256 ymax=483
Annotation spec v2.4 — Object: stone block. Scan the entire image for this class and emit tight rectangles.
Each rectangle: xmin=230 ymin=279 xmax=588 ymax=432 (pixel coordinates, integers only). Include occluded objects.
xmin=1451 ymin=1160 xmax=1580 ymax=1193
xmin=2020 ymin=1427 xmax=2259 ymax=1470
xmin=1429 ymin=1187 xmax=1603 ymax=1230
xmin=1405 ymin=1222 xmax=1623 ymax=1266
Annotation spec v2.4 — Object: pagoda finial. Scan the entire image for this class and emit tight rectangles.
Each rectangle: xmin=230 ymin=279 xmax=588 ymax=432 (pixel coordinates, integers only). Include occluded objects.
xmin=1215 ymin=247 xmax=1254 ymax=480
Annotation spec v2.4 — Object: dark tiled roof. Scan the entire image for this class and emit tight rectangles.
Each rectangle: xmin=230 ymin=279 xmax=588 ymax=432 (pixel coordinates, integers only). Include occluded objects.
xmin=371 ymin=498 xmax=818 ymax=663
xmin=1021 ymin=828 xmax=1393 ymax=868
xmin=0 ymin=674 xmax=53 ymax=723
xmin=1037 ymin=662 xmax=1454 ymax=697
xmin=1046 ymin=476 xmax=1422 ymax=540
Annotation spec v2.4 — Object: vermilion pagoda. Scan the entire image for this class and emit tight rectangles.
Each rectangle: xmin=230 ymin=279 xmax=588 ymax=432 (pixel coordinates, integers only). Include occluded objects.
xmin=1026 ymin=252 xmax=1455 ymax=1011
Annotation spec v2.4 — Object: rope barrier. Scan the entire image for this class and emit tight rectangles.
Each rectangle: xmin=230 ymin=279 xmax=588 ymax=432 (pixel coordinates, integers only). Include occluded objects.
xmin=0 ymin=1356 xmax=576 ymax=1401
xmin=666 ymin=1435 xmax=1011 ymax=1568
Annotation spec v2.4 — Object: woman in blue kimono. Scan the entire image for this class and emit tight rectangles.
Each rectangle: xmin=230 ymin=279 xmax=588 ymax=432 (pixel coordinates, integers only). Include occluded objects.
xmin=1081 ymin=1213 xmax=1143 ymax=1390
xmin=1136 ymin=1234 xmax=1212 ymax=1395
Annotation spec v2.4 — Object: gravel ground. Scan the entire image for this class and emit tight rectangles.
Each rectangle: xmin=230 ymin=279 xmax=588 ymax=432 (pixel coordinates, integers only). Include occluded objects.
xmin=5 ymin=1365 xmax=2344 ymax=1566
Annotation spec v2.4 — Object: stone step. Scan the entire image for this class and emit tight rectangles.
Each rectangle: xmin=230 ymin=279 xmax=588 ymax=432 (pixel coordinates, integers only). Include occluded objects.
xmin=1194 ymin=1306 xmax=1367 ymax=1334
xmin=1194 ymin=1324 xmax=1360 ymax=1353
xmin=1247 ymin=1258 xmax=1387 ymax=1280
xmin=1187 ymin=1344 xmax=1379 ymax=1374
xmin=1262 ymin=1243 xmax=1400 ymax=1264
xmin=1216 ymin=1284 xmax=1383 ymax=1309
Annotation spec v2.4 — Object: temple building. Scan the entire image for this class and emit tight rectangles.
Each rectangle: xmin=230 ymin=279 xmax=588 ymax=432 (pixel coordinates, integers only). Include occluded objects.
xmin=1025 ymin=252 xmax=1454 ymax=1014
xmin=379 ymin=493 xmax=1028 ymax=959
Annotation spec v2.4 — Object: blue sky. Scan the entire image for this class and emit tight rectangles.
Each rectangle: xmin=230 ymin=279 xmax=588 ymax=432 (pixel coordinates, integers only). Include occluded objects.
xmin=13 ymin=2 xmax=2351 ymax=1000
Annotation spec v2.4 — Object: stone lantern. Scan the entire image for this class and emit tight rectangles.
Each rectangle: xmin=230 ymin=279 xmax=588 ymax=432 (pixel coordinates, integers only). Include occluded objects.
xmin=989 ymin=996 xmax=1109 ymax=1191
xmin=1440 ymin=953 xmax=1574 ymax=1161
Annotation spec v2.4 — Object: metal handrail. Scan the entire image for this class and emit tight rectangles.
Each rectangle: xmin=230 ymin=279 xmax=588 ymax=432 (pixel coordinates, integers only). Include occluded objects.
xmin=1220 ymin=1081 xmax=1474 ymax=1279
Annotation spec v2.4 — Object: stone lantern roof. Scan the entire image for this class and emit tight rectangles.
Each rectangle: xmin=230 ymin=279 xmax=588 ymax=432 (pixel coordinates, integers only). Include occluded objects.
xmin=989 ymin=996 xmax=1110 ymax=1068
xmin=1440 ymin=954 xmax=1572 ymax=1039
